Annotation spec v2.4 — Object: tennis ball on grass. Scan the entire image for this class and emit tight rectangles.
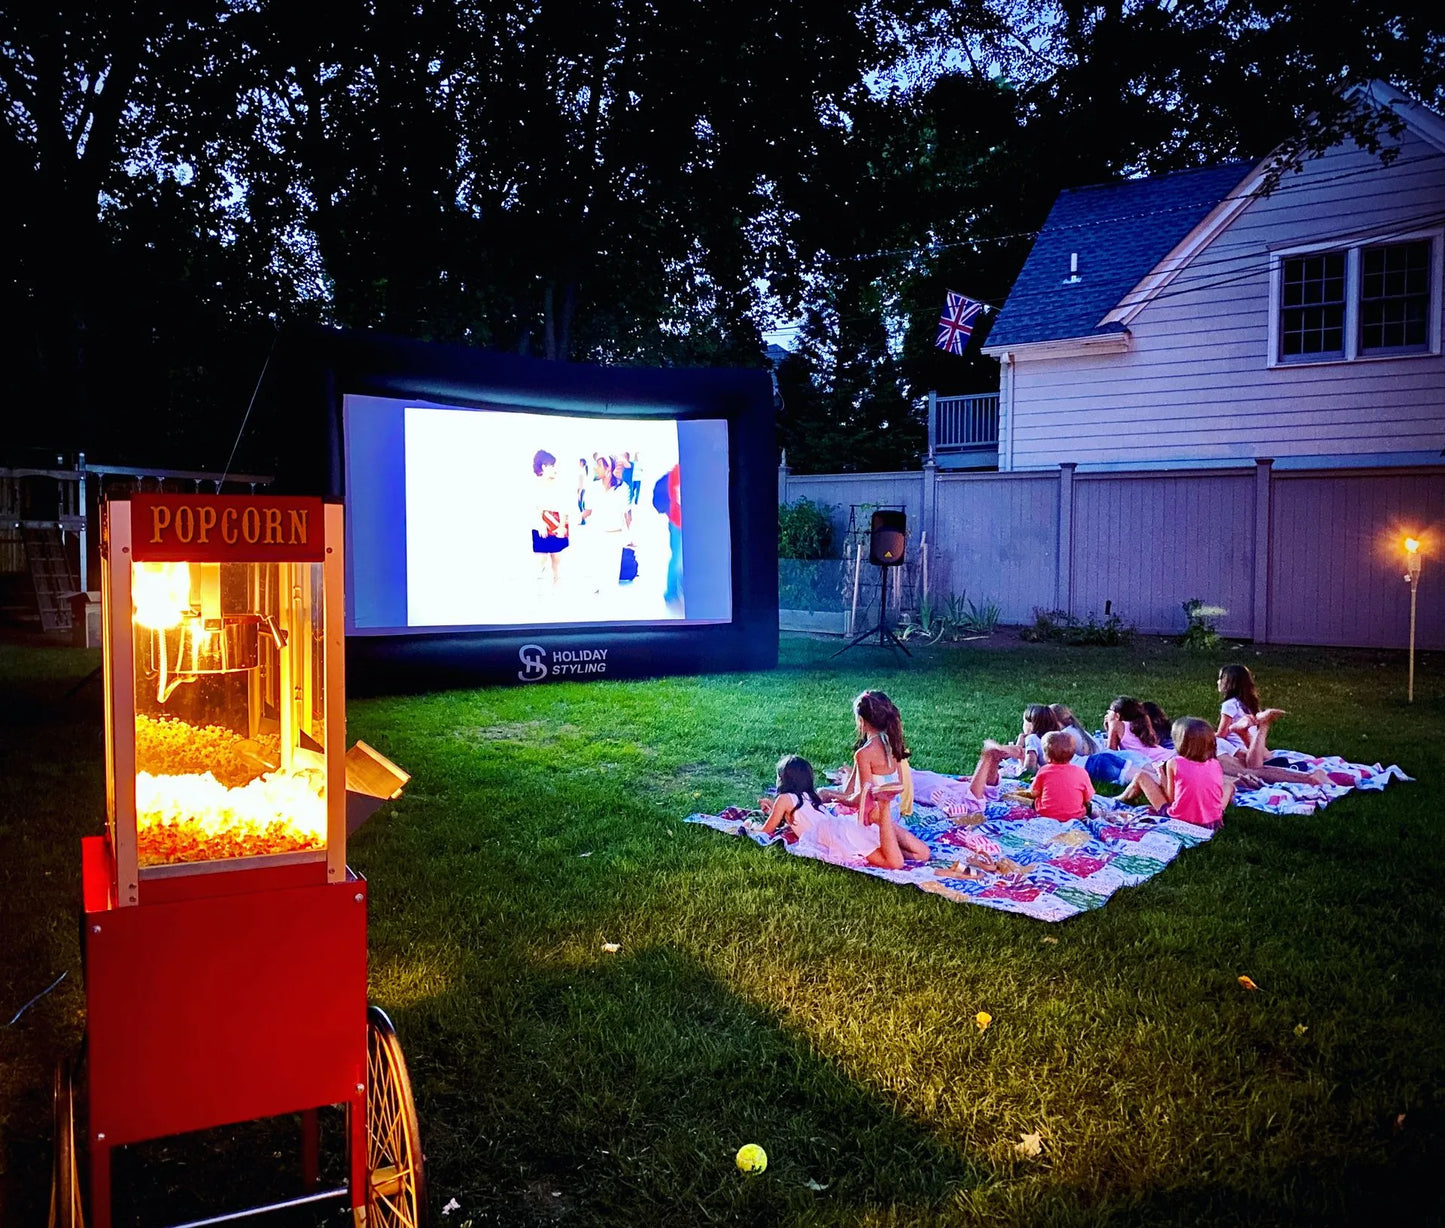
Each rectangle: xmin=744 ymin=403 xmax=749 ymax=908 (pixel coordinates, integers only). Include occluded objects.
xmin=735 ymin=1143 xmax=767 ymax=1174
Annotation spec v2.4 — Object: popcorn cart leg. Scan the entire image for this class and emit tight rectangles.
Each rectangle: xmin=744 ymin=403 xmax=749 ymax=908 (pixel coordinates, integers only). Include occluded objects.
xmin=89 ymin=1138 xmax=112 ymax=1228
xmin=349 ymin=1095 xmax=368 ymax=1225
xmin=301 ymin=1107 xmax=320 ymax=1191
xmin=49 ymin=1058 xmax=85 ymax=1228
xmin=362 ymin=1006 xmax=428 ymax=1227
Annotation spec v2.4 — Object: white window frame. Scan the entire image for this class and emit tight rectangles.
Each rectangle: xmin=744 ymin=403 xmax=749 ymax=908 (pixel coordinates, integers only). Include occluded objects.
xmin=1267 ymin=226 xmax=1444 ymax=368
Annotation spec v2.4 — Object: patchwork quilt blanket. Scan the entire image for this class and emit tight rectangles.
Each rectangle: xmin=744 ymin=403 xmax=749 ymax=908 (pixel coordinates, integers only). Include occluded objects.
xmin=684 ymin=750 xmax=1411 ymax=922
xmin=686 ymin=800 xmax=1212 ymax=922
xmin=1227 ymin=750 xmax=1412 ymax=815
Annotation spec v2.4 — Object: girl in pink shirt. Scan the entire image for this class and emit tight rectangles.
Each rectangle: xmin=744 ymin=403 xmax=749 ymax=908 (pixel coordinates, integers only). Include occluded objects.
xmin=1105 ymin=696 xmax=1172 ymax=765
xmin=1120 ymin=717 xmax=1234 ymax=827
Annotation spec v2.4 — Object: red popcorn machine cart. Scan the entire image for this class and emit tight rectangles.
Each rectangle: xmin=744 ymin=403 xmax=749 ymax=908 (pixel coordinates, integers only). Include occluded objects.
xmin=51 ymin=493 xmax=425 ymax=1227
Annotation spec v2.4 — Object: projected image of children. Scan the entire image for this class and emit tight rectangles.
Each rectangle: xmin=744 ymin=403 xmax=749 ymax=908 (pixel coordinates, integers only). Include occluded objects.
xmin=405 ymin=408 xmax=684 ymax=628
xmin=532 ymin=450 xmax=570 ymax=587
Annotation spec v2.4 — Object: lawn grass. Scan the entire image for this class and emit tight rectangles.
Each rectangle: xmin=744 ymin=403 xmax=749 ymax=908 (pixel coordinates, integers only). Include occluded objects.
xmin=1 ymin=634 xmax=1442 ymax=1225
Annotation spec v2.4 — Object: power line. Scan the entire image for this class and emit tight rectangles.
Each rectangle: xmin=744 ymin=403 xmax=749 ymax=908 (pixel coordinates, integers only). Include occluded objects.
xmin=787 ymin=201 xmax=1445 ymax=342
xmin=825 ymin=151 xmax=1437 ymax=268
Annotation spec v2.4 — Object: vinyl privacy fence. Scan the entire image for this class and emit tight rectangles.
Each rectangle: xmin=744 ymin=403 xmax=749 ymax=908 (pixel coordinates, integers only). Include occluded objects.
xmin=778 ymin=460 xmax=1444 ymax=649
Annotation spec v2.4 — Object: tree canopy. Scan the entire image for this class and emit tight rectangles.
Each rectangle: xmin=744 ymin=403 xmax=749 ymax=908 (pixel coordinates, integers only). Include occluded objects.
xmin=3 ymin=0 xmax=1441 ymax=469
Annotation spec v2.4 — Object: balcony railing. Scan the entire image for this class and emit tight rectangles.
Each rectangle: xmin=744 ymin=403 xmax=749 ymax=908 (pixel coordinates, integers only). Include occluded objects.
xmin=928 ymin=392 xmax=999 ymax=465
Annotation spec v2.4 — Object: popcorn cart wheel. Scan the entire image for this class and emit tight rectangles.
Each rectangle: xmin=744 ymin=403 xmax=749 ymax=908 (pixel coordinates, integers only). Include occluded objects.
xmin=49 ymin=1008 xmax=428 ymax=1228
xmin=363 ymin=1005 xmax=429 ymax=1223
xmin=49 ymin=1057 xmax=83 ymax=1228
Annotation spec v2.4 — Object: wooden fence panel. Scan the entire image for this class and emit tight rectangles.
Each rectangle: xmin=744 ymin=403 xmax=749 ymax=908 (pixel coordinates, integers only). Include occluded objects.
xmin=782 ymin=472 xmax=926 ymax=555
xmin=930 ymin=474 xmax=1058 ymax=622
xmin=1070 ymin=472 xmax=1256 ymax=637
xmin=780 ymin=462 xmax=1443 ymax=650
xmin=1268 ymin=470 xmax=1445 ymax=648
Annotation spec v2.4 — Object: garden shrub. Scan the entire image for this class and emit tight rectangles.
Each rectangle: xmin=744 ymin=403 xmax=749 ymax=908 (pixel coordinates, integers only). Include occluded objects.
xmin=1021 ymin=605 xmax=1135 ymax=646
xmin=1178 ymin=598 xmax=1226 ymax=650
xmin=778 ymin=498 xmax=835 ymax=559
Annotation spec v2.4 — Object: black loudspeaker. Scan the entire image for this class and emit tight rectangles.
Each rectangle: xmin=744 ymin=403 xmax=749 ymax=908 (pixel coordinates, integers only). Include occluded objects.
xmin=869 ymin=510 xmax=907 ymax=567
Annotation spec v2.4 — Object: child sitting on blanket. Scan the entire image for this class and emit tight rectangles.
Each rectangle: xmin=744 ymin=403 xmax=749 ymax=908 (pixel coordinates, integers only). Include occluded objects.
xmin=817 ymin=692 xmax=931 ymax=869
xmin=1215 ymin=664 xmax=1329 ymax=786
xmin=1119 ymin=717 xmax=1233 ymax=827
xmin=945 ymin=704 xmax=1059 ymax=823
xmin=1032 ymin=731 xmax=1095 ymax=820
xmin=758 ymin=755 xmax=891 ymax=863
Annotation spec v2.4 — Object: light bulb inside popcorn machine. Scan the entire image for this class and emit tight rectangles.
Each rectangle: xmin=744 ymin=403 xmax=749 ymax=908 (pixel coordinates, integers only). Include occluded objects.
xmin=132 ymin=562 xmax=193 ymax=630
xmin=134 ymin=561 xmax=284 ymax=705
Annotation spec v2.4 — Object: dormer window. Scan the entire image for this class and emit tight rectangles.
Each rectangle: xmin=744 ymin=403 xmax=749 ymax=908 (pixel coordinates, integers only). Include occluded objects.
xmin=1270 ymin=230 xmax=1442 ymax=366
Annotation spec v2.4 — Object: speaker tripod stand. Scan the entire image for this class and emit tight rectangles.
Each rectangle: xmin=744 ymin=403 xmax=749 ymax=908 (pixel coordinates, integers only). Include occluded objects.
xmin=832 ymin=563 xmax=911 ymax=658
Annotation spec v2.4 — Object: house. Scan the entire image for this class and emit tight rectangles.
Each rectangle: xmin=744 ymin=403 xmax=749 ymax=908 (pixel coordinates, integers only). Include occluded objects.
xmin=979 ymin=80 xmax=1445 ymax=474
xmin=809 ymin=82 xmax=1442 ymax=646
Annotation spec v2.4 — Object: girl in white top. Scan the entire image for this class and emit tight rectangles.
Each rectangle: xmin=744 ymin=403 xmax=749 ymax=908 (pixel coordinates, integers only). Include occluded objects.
xmin=967 ymin=703 xmax=1058 ymax=789
xmin=1216 ymin=663 xmax=1280 ymax=766
xmin=1215 ymin=664 xmax=1330 ymax=785
xmin=758 ymin=755 xmax=882 ymax=864
xmin=818 ymin=691 xmax=931 ymax=870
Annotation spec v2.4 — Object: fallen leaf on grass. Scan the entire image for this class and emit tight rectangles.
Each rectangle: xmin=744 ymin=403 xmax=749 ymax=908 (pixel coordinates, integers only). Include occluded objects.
xmin=976 ymin=1011 xmax=992 ymax=1032
xmin=1015 ymin=1132 xmax=1043 ymax=1157
xmin=602 ymin=942 xmax=621 ymax=953
xmin=1394 ymin=1113 xmax=1407 ymax=1133
xmin=1294 ymin=1023 xmax=1308 ymax=1037
xmin=1237 ymin=975 xmax=1259 ymax=991
xmin=805 ymin=1179 xmax=829 ymax=1191
xmin=1041 ymin=936 xmax=1059 ymax=945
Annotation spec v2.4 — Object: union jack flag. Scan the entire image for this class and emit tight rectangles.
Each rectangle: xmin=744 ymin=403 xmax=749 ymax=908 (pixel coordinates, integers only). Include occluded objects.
xmin=936 ymin=291 xmax=984 ymax=355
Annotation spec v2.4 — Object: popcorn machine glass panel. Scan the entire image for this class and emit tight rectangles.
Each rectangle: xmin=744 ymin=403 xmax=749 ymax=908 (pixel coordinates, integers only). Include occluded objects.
xmin=101 ymin=494 xmax=344 ymax=901
xmin=131 ymin=558 xmax=328 ymax=868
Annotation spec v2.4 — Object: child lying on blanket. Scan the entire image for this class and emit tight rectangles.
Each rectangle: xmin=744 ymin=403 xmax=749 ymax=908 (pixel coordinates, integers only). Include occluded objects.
xmin=1215 ymin=664 xmax=1330 ymax=786
xmin=964 ymin=703 xmax=1059 ymax=784
xmin=1083 ymin=697 xmax=1171 ymax=786
xmin=1118 ymin=717 xmax=1234 ymax=827
xmin=1050 ymin=704 xmax=1098 ymax=757
xmin=944 ymin=709 xmax=1074 ymax=824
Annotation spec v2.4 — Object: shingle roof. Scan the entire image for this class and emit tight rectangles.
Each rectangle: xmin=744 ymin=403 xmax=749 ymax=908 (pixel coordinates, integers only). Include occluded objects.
xmin=986 ymin=161 xmax=1256 ymax=347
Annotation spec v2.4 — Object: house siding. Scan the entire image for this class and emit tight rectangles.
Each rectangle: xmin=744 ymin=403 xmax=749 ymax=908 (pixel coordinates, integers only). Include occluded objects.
xmin=1004 ymin=132 xmax=1445 ymax=471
